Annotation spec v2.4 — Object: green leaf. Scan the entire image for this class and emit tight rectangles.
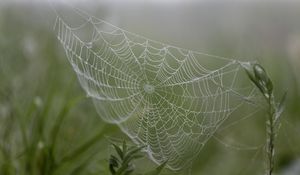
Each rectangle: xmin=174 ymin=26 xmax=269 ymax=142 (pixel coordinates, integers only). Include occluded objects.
xmin=110 ymin=155 xmax=120 ymax=166
xmin=124 ymin=145 xmax=146 ymax=163
xmin=113 ymin=143 xmax=124 ymax=160
xmin=109 ymin=155 xmax=119 ymax=175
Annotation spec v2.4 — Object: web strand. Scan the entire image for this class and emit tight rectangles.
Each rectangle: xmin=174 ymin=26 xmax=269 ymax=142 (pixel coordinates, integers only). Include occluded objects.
xmin=54 ymin=5 xmax=261 ymax=170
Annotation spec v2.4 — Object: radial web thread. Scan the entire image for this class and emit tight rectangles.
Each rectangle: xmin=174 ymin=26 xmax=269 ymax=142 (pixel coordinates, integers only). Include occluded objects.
xmin=54 ymin=8 xmax=260 ymax=170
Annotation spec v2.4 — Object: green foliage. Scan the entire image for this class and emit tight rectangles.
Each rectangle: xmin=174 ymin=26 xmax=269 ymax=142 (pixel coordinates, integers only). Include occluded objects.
xmin=0 ymin=83 xmax=108 ymax=175
xmin=109 ymin=141 xmax=167 ymax=175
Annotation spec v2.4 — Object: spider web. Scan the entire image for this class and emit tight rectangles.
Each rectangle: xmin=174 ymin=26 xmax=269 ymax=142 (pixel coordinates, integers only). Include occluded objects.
xmin=54 ymin=7 xmax=260 ymax=170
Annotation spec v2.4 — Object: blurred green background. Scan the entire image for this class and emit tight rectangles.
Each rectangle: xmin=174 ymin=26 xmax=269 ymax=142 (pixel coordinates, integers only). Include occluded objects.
xmin=0 ymin=0 xmax=299 ymax=175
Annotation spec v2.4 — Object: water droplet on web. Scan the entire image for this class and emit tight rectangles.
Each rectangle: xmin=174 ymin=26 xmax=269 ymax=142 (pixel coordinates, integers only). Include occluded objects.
xmin=86 ymin=42 xmax=93 ymax=49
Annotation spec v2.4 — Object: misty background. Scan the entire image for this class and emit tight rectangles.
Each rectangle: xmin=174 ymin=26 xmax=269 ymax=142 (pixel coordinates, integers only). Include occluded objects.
xmin=0 ymin=0 xmax=299 ymax=175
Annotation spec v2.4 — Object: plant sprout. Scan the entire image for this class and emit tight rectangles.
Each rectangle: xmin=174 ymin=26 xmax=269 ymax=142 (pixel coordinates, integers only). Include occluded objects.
xmin=109 ymin=140 xmax=167 ymax=175
xmin=243 ymin=63 xmax=287 ymax=175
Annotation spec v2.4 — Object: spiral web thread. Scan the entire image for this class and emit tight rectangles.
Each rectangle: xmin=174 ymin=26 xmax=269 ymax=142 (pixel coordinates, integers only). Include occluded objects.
xmin=54 ymin=8 xmax=260 ymax=170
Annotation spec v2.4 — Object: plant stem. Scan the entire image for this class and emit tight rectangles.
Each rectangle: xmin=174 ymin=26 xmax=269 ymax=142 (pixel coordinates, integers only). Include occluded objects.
xmin=266 ymin=95 xmax=276 ymax=175
xmin=243 ymin=63 xmax=285 ymax=175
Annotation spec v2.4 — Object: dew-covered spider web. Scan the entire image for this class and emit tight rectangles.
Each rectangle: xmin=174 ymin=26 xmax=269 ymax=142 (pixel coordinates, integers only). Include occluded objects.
xmin=54 ymin=6 xmax=262 ymax=170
